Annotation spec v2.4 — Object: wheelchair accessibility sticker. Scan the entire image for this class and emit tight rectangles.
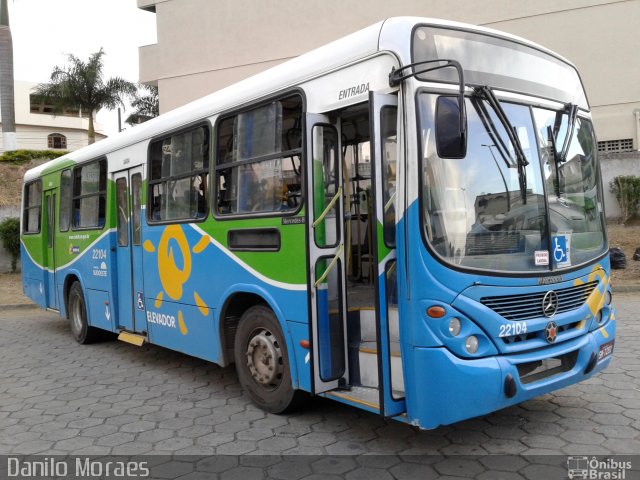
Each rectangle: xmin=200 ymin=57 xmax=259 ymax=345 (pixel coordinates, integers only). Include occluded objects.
xmin=552 ymin=232 xmax=571 ymax=267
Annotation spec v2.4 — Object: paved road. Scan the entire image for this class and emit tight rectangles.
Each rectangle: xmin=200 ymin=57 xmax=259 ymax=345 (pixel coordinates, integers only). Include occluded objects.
xmin=0 ymin=295 xmax=639 ymax=479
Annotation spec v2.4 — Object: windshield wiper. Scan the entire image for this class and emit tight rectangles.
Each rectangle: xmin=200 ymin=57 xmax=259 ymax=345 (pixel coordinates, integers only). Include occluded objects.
xmin=558 ymin=103 xmax=578 ymax=163
xmin=474 ymin=86 xmax=529 ymax=204
xmin=547 ymin=103 xmax=579 ymax=198
xmin=547 ymin=125 xmax=561 ymax=197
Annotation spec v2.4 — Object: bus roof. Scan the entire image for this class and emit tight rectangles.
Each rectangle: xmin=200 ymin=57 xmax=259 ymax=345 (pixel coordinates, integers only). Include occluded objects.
xmin=24 ymin=16 xmax=573 ymax=183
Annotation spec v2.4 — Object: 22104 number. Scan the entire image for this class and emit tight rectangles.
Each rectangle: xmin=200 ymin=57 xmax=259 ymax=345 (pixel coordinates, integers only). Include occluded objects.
xmin=499 ymin=322 xmax=527 ymax=337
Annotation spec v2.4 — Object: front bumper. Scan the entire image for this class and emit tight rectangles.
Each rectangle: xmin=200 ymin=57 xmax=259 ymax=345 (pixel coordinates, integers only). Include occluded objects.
xmin=406 ymin=311 xmax=616 ymax=429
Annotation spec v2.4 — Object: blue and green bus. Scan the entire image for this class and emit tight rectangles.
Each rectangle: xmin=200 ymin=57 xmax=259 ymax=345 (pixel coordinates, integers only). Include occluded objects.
xmin=21 ymin=17 xmax=615 ymax=429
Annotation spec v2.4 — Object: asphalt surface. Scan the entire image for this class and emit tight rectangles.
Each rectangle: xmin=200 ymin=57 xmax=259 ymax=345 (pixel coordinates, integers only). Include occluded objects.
xmin=0 ymin=294 xmax=639 ymax=479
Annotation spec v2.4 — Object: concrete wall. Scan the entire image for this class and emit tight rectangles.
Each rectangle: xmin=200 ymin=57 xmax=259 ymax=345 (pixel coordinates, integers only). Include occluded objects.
xmin=600 ymin=152 xmax=640 ymax=220
xmin=0 ymin=206 xmax=20 ymax=273
xmin=138 ymin=0 xmax=640 ymax=151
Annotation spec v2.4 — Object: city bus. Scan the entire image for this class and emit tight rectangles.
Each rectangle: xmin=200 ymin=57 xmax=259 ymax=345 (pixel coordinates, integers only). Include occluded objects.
xmin=20 ymin=17 xmax=616 ymax=429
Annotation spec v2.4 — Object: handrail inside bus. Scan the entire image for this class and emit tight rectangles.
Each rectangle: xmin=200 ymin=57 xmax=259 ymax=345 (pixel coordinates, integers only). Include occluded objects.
xmin=312 ymin=186 xmax=343 ymax=229
xmin=314 ymin=244 xmax=343 ymax=288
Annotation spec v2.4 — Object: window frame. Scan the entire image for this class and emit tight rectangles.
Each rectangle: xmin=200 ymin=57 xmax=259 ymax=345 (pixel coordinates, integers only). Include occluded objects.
xmin=71 ymin=158 xmax=108 ymax=231
xmin=22 ymin=180 xmax=42 ymax=235
xmin=48 ymin=133 xmax=67 ymax=149
xmin=146 ymin=121 xmax=212 ymax=225
xmin=213 ymin=90 xmax=305 ymax=221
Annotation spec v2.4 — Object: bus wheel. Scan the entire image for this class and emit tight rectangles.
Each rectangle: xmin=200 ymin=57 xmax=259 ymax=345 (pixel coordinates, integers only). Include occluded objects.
xmin=68 ymin=282 xmax=100 ymax=344
xmin=234 ymin=305 xmax=301 ymax=413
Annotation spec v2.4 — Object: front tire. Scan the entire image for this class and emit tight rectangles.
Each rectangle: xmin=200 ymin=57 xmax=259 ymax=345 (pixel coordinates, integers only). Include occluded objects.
xmin=68 ymin=282 xmax=101 ymax=344
xmin=234 ymin=305 xmax=302 ymax=413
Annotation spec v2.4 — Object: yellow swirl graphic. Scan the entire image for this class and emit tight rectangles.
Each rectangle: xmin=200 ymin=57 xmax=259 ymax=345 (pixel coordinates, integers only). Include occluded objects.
xmin=178 ymin=311 xmax=188 ymax=335
xmin=157 ymin=225 xmax=192 ymax=300
xmin=194 ymin=292 xmax=209 ymax=316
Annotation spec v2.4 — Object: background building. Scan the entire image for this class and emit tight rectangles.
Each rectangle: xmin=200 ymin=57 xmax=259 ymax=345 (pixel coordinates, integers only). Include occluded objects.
xmin=0 ymin=80 xmax=106 ymax=151
xmin=137 ymin=0 xmax=640 ymax=217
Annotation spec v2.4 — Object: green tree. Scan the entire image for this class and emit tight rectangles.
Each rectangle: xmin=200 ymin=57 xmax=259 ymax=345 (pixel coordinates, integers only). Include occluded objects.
xmin=610 ymin=175 xmax=640 ymax=223
xmin=33 ymin=49 xmax=137 ymax=145
xmin=0 ymin=217 xmax=19 ymax=272
xmin=126 ymin=84 xmax=159 ymax=126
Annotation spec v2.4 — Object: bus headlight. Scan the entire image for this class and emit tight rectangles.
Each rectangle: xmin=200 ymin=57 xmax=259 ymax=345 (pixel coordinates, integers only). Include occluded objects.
xmin=449 ymin=318 xmax=461 ymax=336
xmin=605 ymin=290 xmax=612 ymax=305
xmin=465 ymin=335 xmax=479 ymax=354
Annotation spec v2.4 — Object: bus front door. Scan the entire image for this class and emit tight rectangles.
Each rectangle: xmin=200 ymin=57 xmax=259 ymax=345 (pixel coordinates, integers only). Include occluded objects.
xmin=368 ymin=91 xmax=406 ymax=417
xmin=306 ymin=114 xmax=349 ymax=393
xmin=113 ymin=167 xmax=146 ymax=333
xmin=44 ymin=190 xmax=58 ymax=309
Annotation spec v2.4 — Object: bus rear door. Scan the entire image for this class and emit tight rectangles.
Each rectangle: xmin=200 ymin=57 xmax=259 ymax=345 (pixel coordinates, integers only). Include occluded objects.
xmin=113 ymin=166 xmax=146 ymax=334
xmin=44 ymin=189 xmax=58 ymax=310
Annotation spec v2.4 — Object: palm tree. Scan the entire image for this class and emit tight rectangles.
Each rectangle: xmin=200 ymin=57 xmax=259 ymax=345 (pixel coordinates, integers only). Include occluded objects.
xmin=125 ymin=84 xmax=159 ymax=126
xmin=0 ymin=0 xmax=17 ymax=152
xmin=34 ymin=48 xmax=137 ymax=144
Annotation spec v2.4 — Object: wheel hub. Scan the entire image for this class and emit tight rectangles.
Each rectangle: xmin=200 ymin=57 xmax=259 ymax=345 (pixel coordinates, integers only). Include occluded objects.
xmin=246 ymin=328 xmax=283 ymax=388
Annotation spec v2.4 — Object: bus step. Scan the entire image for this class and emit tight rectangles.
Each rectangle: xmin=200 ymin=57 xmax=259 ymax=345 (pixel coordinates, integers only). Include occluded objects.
xmin=325 ymin=385 xmax=380 ymax=413
xmin=358 ymin=341 xmax=405 ymax=392
xmin=355 ymin=307 xmax=399 ymax=343
xmin=118 ymin=331 xmax=147 ymax=346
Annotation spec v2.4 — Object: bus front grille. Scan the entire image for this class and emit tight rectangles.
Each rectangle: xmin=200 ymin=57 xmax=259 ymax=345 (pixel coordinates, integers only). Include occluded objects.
xmin=480 ymin=281 xmax=598 ymax=321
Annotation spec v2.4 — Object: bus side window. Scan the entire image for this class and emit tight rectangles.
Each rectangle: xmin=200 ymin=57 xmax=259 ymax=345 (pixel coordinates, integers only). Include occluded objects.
xmin=215 ymin=94 xmax=303 ymax=216
xmin=59 ymin=169 xmax=72 ymax=232
xmin=71 ymin=159 xmax=107 ymax=230
xmin=23 ymin=180 xmax=42 ymax=234
xmin=148 ymin=125 xmax=210 ymax=222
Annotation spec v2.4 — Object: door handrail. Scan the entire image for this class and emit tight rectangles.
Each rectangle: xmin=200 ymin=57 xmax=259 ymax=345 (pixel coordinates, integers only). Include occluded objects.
xmin=384 ymin=191 xmax=396 ymax=213
xmin=314 ymin=244 xmax=343 ymax=288
xmin=312 ymin=186 xmax=342 ymax=228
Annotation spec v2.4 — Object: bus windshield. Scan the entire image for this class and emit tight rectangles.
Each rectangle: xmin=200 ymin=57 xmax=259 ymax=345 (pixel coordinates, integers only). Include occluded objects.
xmin=419 ymin=94 xmax=607 ymax=273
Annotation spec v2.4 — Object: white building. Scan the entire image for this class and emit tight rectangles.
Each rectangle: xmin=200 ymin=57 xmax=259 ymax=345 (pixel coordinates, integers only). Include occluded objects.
xmin=0 ymin=80 xmax=106 ymax=152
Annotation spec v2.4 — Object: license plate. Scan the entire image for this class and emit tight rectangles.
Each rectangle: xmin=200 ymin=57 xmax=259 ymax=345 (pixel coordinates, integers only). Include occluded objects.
xmin=598 ymin=340 xmax=614 ymax=362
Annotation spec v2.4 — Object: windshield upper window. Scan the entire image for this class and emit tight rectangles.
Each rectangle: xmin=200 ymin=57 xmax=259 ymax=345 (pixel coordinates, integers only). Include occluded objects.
xmin=419 ymin=94 xmax=606 ymax=273
xmin=412 ymin=26 xmax=588 ymax=109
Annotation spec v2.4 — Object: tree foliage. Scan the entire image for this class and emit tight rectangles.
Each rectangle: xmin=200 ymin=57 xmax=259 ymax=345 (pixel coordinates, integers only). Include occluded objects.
xmin=610 ymin=175 xmax=640 ymax=223
xmin=33 ymin=49 xmax=137 ymax=144
xmin=0 ymin=217 xmax=19 ymax=272
xmin=126 ymin=84 xmax=159 ymax=126
xmin=0 ymin=149 xmax=68 ymax=165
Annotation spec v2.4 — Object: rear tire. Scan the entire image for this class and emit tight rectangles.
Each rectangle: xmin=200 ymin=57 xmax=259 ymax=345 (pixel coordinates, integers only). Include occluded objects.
xmin=234 ymin=305 xmax=303 ymax=413
xmin=68 ymin=282 xmax=101 ymax=344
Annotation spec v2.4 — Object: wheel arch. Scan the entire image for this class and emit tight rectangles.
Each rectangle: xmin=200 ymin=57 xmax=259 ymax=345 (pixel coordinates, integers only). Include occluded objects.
xmin=62 ymin=271 xmax=83 ymax=319
xmin=216 ymin=284 xmax=299 ymax=388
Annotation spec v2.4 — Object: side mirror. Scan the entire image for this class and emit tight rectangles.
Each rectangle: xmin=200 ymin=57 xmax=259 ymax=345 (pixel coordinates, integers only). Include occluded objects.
xmin=436 ymin=96 xmax=467 ymax=159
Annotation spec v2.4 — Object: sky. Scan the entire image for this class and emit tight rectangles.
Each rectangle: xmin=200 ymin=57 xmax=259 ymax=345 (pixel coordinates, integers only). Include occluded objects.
xmin=8 ymin=0 xmax=157 ymax=135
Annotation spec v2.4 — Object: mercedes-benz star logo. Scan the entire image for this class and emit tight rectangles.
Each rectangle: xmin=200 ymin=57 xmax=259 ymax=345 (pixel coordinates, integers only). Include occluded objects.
xmin=542 ymin=290 xmax=559 ymax=317
xmin=545 ymin=321 xmax=558 ymax=343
